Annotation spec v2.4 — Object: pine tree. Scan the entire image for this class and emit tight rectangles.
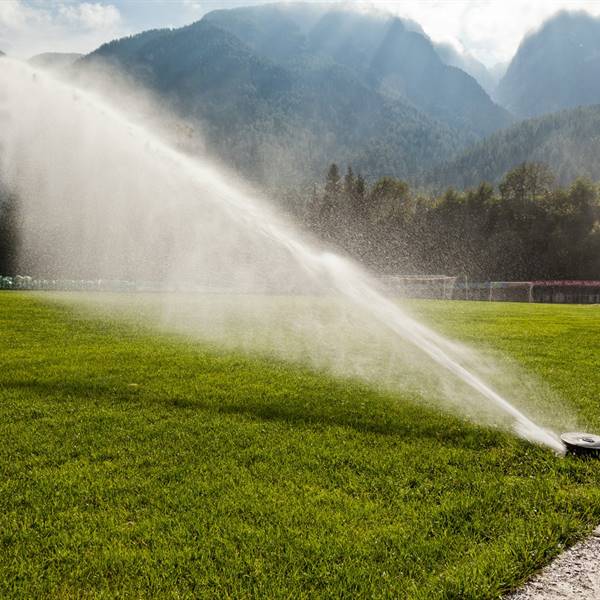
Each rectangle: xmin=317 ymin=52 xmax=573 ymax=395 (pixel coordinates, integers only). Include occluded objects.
xmin=354 ymin=173 xmax=366 ymax=201
xmin=325 ymin=163 xmax=341 ymax=196
xmin=343 ymin=166 xmax=355 ymax=197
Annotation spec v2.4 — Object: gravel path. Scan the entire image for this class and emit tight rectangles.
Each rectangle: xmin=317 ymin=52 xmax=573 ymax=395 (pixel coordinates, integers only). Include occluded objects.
xmin=507 ymin=527 xmax=600 ymax=599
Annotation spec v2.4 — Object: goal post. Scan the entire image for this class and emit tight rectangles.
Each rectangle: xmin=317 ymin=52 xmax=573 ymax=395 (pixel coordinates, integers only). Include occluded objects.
xmin=488 ymin=281 xmax=534 ymax=302
xmin=453 ymin=280 xmax=534 ymax=302
xmin=380 ymin=275 xmax=458 ymax=300
xmin=379 ymin=277 xmax=535 ymax=302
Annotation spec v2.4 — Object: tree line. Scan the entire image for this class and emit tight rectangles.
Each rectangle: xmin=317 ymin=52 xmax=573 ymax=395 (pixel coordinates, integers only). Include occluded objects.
xmin=1 ymin=162 xmax=598 ymax=281
xmin=302 ymin=162 xmax=600 ymax=281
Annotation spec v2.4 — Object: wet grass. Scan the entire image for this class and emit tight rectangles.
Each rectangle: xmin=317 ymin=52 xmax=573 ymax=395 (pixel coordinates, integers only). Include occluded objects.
xmin=1 ymin=293 xmax=599 ymax=599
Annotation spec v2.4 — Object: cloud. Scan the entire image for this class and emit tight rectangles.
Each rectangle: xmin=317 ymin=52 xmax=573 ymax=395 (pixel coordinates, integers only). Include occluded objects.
xmin=180 ymin=0 xmax=203 ymax=11
xmin=0 ymin=1 xmax=42 ymax=30
xmin=0 ymin=1 xmax=127 ymax=58
xmin=58 ymin=2 xmax=122 ymax=30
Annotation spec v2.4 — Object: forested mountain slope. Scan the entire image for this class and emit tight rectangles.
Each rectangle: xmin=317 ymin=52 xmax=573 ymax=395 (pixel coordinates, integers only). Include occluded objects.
xmin=204 ymin=4 xmax=510 ymax=136
xmin=425 ymin=105 xmax=600 ymax=189
xmin=76 ymin=18 xmax=474 ymax=186
xmin=434 ymin=42 xmax=496 ymax=97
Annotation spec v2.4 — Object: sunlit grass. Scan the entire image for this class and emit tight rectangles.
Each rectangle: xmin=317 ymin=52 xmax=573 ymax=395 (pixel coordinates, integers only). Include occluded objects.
xmin=1 ymin=293 xmax=599 ymax=599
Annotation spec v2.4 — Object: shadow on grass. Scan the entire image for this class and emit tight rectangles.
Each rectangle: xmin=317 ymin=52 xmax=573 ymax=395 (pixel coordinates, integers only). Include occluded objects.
xmin=195 ymin=399 xmax=512 ymax=452
xmin=3 ymin=377 xmax=515 ymax=453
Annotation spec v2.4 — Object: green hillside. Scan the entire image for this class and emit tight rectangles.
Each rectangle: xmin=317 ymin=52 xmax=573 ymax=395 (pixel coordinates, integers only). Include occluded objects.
xmin=426 ymin=105 xmax=600 ymax=189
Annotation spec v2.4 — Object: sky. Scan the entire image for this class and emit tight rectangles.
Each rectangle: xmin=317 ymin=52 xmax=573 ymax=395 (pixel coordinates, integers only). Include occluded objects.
xmin=2 ymin=0 xmax=600 ymax=66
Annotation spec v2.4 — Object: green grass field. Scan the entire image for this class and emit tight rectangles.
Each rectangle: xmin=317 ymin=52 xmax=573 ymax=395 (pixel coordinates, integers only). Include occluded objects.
xmin=1 ymin=293 xmax=599 ymax=599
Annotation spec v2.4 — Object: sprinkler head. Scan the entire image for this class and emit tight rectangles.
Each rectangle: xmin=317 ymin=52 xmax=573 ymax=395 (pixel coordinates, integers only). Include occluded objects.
xmin=560 ymin=432 xmax=600 ymax=457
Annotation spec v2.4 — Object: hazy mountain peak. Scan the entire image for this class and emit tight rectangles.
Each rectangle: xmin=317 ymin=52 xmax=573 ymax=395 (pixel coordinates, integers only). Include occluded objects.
xmin=204 ymin=3 xmax=510 ymax=136
xmin=434 ymin=42 xmax=496 ymax=95
xmin=497 ymin=10 xmax=600 ymax=117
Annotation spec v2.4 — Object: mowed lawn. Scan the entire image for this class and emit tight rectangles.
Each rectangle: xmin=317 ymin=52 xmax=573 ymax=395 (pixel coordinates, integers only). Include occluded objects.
xmin=1 ymin=293 xmax=599 ymax=599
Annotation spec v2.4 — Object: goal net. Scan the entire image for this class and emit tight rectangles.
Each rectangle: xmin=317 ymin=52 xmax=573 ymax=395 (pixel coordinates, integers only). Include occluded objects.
xmin=487 ymin=281 xmax=533 ymax=302
xmin=454 ymin=280 xmax=534 ymax=302
xmin=380 ymin=275 xmax=458 ymax=300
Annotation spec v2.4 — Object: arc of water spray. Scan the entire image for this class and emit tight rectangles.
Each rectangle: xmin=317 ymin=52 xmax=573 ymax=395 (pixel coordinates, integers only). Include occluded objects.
xmin=144 ymin=129 xmax=565 ymax=454
xmin=0 ymin=60 xmax=564 ymax=454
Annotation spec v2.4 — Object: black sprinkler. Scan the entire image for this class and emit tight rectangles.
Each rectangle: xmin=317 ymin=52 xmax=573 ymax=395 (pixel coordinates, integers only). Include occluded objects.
xmin=561 ymin=432 xmax=600 ymax=457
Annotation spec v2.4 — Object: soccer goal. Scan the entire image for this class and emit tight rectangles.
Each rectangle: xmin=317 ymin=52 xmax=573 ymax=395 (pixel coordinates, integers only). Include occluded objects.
xmin=454 ymin=280 xmax=534 ymax=302
xmin=487 ymin=281 xmax=534 ymax=302
xmin=380 ymin=275 xmax=458 ymax=300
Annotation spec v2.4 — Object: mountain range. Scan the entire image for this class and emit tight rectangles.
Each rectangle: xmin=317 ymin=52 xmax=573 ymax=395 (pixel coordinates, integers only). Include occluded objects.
xmin=64 ymin=4 xmax=514 ymax=187
xmin=203 ymin=4 xmax=510 ymax=135
xmin=18 ymin=4 xmax=600 ymax=190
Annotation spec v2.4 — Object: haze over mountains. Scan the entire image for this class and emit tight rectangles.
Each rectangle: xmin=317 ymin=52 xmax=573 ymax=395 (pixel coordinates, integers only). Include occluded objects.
xmin=29 ymin=53 xmax=82 ymax=71
xmin=433 ymin=42 xmax=498 ymax=97
xmin=76 ymin=17 xmax=469 ymax=187
xmin=16 ymin=4 xmax=600 ymax=190
xmin=496 ymin=11 xmax=600 ymax=118
xmin=204 ymin=5 xmax=510 ymax=135
xmin=62 ymin=3 xmax=514 ymax=187
xmin=433 ymin=10 xmax=600 ymax=188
